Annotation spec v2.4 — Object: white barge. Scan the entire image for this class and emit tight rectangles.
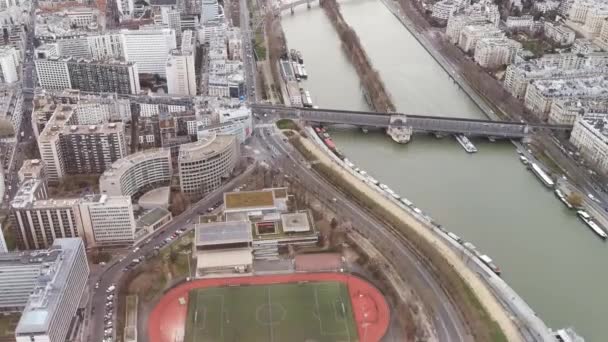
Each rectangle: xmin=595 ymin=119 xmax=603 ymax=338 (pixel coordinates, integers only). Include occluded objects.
xmin=455 ymin=134 xmax=477 ymax=153
xmin=530 ymin=163 xmax=554 ymax=188
xmin=576 ymin=210 xmax=607 ymax=240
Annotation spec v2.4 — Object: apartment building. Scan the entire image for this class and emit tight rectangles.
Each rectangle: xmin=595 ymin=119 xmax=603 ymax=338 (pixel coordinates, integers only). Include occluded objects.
xmin=524 ymin=75 xmax=608 ymax=119
xmin=446 ymin=4 xmax=499 ymax=44
xmin=121 ymin=28 xmax=177 ymax=76
xmin=60 ymin=123 xmax=127 ymax=175
xmin=201 ymin=0 xmax=223 ymax=24
xmin=549 ymin=98 xmax=608 ymax=124
xmin=11 ymin=182 xmax=83 ymax=250
xmin=15 ymin=238 xmax=89 ymax=342
xmin=18 ymin=159 xmax=48 ymax=196
xmin=178 ymin=133 xmax=238 ymax=199
xmin=0 ymin=46 xmax=19 ymax=83
xmin=166 ymin=30 xmax=197 ymax=96
xmin=35 ymin=57 xmax=71 ymax=90
xmin=474 ymin=37 xmax=521 ymax=68
xmin=570 ymin=115 xmax=608 ymax=173
xmin=544 ymin=22 xmax=576 ymax=46
xmin=100 ymin=148 xmax=172 ymax=197
xmin=67 ymin=59 xmax=140 ymax=95
xmin=594 ymin=17 xmax=608 ymax=50
xmin=458 ymin=24 xmax=504 ymax=53
xmin=504 ymin=15 xmax=534 ymax=31
xmin=38 ymin=105 xmax=127 ymax=183
xmin=87 ymin=33 xmax=124 ymax=60
xmin=79 ymin=195 xmax=136 ymax=246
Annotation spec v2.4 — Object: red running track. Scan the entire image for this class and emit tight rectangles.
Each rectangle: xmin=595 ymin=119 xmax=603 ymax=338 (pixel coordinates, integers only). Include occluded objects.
xmin=148 ymin=273 xmax=390 ymax=342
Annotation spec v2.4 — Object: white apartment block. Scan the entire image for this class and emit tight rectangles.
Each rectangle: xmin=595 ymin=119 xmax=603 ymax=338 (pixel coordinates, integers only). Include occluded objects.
xmin=227 ymin=28 xmax=242 ymax=61
xmin=534 ymin=0 xmax=560 ymax=12
xmin=100 ymin=148 xmax=172 ymax=197
xmin=0 ymin=46 xmax=19 ymax=83
xmin=201 ymin=0 xmax=223 ymax=24
xmin=584 ymin=7 xmax=608 ymax=35
xmin=568 ymin=0 xmax=594 ymax=23
xmin=524 ymin=75 xmax=608 ymax=119
xmin=548 ymin=98 xmax=608 ymax=124
xmin=445 ymin=3 xmax=499 ymax=44
xmin=121 ymin=28 xmax=177 ymax=76
xmin=431 ymin=0 xmax=464 ymax=21
xmin=11 ymin=181 xmax=83 ymax=250
xmin=474 ymin=37 xmax=521 ymax=68
xmin=504 ymin=15 xmax=533 ymax=31
xmin=35 ymin=57 xmax=71 ymax=90
xmin=79 ymin=195 xmax=136 ymax=246
xmin=166 ymin=30 xmax=197 ymax=95
xmin=178 ymin=133 xmax=238 ymax=198
xmin=458 ymin=24 xmax=504 ymax=53
xmin=15 ymin=238 xmax=88 ymax=342
xmin=87 ymin=33 xmax=124 ymax=60
xmin=544 ymin=22 xmax=576 ymax=46
xmin=160 ymin=6 xmax=182 ymax=41
xmin=570 ymin=115 xmax=608 ymax=173
xmin=197 ymin=22 xmax=227 ymax=44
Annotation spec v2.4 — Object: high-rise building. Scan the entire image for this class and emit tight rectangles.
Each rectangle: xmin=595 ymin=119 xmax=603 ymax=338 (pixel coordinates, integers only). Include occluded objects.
xmin=15 ymin=238 xmax=89 ymax=342
xmin=67 ymin=58 xmax=140 ymax=94
xmin=38 ymin=105 xmax=127 ymax=183
xmin=61 ymin=123 xmax=127 ymax=175
xmin=178 ymin=133 xmax=238 ymax=199
xmin=201 ymin=0 xmax=223 ymax=24
xmin=0 ymin=227 xmax=7 ymax=253
xmin=100 ymin=148 xmax=173 ymax=197
xmin=10 ymin=181 xmax=83 ymax=250
xmin=160 ymin=6 xmax=183 ymax=42
xmin=35 ymin=57 xmax=72 ymax=90
xmin=121 ymin=28 xmax=177 ymax=76
xmin=166 ymin=30 xmax=197 ymax=95
xmin=0 ymin=239 xmax=87 ymax=314
xmin=56 ymin=37 xmax=92 ymax=59
xmin=87 ymin=34 xmax=124 ymax=60
xmin=79 ymin=195 xmax=136 ymax=246
xmin=0 ymin=46 xmax=19 ymax=83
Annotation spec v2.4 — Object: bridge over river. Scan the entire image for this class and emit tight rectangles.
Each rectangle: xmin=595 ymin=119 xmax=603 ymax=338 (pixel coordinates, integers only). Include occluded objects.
xmin=252 ymin=104 xmax=571 ymax=139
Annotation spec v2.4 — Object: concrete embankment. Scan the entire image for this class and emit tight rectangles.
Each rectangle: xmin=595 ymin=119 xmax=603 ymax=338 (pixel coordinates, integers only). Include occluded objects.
xmin=319 ymin=0 xmax=395 ymax=113
xmin=295 ymin=134 xmax=524 ymax=342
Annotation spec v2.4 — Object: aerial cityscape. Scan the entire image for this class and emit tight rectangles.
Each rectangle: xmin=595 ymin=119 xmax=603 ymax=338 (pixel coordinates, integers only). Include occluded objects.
xmin=0 ymin=0 xmax=606 ymax=340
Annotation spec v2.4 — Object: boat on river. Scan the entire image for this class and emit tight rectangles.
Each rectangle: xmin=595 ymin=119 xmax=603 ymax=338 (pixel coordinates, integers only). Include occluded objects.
xmin=455 ymin=134 xmax=477 ymax=153
xmin=576 ymin=210 xmax=607 ymax=240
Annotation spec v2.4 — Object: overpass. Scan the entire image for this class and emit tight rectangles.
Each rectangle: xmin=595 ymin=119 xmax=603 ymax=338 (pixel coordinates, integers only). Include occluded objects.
xmin=274 ymin=0 xmax=318 ymax=13
xmin=252 ymin=104 xmax=572 ymax=139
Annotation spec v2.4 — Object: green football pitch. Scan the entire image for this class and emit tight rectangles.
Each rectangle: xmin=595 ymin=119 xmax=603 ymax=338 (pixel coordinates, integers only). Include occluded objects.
xmin=183 ymin=281 xmax=359 ymax=342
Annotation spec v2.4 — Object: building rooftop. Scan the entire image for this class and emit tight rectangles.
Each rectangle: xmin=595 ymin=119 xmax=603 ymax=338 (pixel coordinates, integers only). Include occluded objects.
xmin=136 ymin=208 xmax=171 ymax=228
xmin=281 ymin=212 xmax=311 ymax=233
xmin=178 ymin=133 xmax=235 ymax=161
xmin=195 ymin=220 xmax=252 ymax=246
xmin=100 ymin=148 xmax=170 ymax=180
xmin=224 ymin=189 xmax=275 ymax=211
xmin=532 ymin=75 xmax=608 ymax=98
xmin=15 ymin=238 xmax=84 ymax=335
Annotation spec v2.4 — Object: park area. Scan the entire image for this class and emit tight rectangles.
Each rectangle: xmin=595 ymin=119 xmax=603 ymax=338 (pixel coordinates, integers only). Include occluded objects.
xmin=149 ymin=273 xmax=390 ymax=342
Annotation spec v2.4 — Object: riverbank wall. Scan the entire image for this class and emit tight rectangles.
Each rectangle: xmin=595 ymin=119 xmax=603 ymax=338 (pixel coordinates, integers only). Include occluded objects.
xmin=319 ymin=0 xmax=396 ymax=113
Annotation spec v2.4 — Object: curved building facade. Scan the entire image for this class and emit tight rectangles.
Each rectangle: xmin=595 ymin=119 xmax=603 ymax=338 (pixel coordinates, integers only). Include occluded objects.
xmin=100 ymin=148 xmax=172 ymax=197
xmin=178 ymin=133 xmax=239 ymax=199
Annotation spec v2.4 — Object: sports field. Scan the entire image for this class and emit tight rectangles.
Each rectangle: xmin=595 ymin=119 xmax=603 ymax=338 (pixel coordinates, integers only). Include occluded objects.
xmin=183 ymin=281 xmax=359 ymax=342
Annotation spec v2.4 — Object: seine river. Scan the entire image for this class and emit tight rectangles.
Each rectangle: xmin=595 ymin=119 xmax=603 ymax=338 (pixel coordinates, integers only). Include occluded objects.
xmin=282 ymin=1 xmax=607 ymax=340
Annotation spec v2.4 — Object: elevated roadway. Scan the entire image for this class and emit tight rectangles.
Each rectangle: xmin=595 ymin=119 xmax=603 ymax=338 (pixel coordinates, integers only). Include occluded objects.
xmin=252 ymin=104 xmax=572 ymax=139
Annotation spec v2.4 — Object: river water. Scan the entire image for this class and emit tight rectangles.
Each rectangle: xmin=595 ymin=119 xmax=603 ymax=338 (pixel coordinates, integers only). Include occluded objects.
xmin=282 ymin=1 xmax=606 ymax=340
